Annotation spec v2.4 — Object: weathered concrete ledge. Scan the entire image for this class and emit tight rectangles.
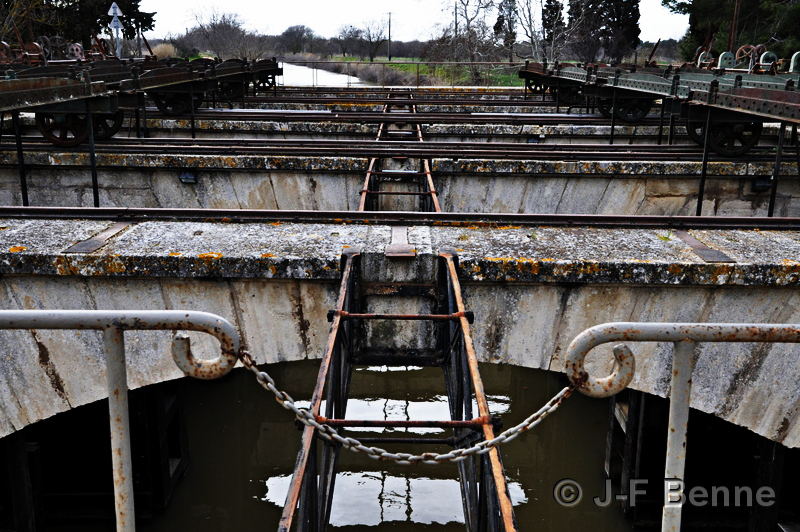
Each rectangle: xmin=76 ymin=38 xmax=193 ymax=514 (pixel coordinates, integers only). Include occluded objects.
xmin=4 ymin=151 xmax=791 ymax=177
xmin=0 ymin=218 xmax=799 ymax=448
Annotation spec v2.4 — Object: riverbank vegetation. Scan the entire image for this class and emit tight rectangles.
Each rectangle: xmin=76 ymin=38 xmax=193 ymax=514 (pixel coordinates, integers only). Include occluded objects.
xmin=143 ymin=1 xmax=684 ymax=86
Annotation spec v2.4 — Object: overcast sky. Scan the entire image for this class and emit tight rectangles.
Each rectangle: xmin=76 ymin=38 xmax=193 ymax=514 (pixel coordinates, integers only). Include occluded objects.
xmin=137 ymin=0 xmax=689 ymax=43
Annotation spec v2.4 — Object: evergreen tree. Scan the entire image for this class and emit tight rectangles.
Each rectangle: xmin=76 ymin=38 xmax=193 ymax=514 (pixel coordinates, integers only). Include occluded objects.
xmin=1 ymin=0 xmax=155 ymax=46
xmin=567 ymin=0 xmax=640 ymax=64
xmin=662 ymin=0 xmax=800 ymax=61
xmin=602 ymin=0 xmax=641 ymax=63
xmin=542 ymin=0 xmax=566 ymax=46
xmin=495 ymin=0 xmax=518 ymax=61
xmin=567 ymin=0 xmax=603 ymax=62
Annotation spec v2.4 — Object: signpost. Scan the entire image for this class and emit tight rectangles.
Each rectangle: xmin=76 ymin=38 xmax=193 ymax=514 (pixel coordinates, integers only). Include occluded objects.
xmin=108 ymin=2 xmax=123 ymax=58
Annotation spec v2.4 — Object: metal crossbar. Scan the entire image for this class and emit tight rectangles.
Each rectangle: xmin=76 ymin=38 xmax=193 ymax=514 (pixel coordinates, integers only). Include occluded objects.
xmin=565 ymin=322 xmax=800 ymax=532
xmin=0 ymin=310 xmax=241 ymax=532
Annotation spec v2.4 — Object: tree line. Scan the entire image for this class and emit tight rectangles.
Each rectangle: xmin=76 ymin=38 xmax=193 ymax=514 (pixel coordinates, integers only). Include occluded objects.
xmin=3 ymin=0 xmax=670 ymax=65
xmin=161 ymin=1 xmax=648 ymax=65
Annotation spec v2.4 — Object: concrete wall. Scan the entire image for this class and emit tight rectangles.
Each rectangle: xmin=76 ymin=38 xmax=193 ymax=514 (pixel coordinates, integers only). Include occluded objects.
xmin=1 ymin=155 xmax=797 ymax=216
xmin=1 ymin=275 xmax=798 ymax=447
xmin=1 ymin=219 xmax=799 ymax=447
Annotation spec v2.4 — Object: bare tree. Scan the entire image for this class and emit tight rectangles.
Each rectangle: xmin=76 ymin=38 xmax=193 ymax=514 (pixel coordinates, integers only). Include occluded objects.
xmin=453 ymin=0 xmax=495 ymax=58
xmin=361 ymin=19 xmax=387 ymax=62
xmin=1 ymin=0 xmax=55 ymax=43
xmin=191 ymin=12 xmax=265 ymax=60
xmin=517 ymin=0 xmax=544 ymax=59
xmin=517 ymin=0 xmax=591 ymax=63
xmin=336 ymin=24 xmax=363 ymax=57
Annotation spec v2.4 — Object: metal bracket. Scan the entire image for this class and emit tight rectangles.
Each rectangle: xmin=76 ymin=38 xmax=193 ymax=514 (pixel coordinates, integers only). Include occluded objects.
xmin=385 ymin=226 xmax=416 ymax=258
xmin=63 ymin=222 xmax=129 ymax=254
xmin=674 ymin=230 xmax=735 ymax=263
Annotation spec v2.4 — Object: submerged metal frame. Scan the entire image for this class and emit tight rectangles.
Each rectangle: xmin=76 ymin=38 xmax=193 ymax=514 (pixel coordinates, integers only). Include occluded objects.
xmin=565 ymin=322 xmax=800 ymax=532
xmin=279 ymin=251 xmax=516 ymax=531
xmin=0 ymin=309 xmax=241 ymax=532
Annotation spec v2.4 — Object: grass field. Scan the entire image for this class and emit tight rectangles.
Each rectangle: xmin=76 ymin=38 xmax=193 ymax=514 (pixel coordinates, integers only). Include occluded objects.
xmin=329 ymin=55 xmax=524 ymax=86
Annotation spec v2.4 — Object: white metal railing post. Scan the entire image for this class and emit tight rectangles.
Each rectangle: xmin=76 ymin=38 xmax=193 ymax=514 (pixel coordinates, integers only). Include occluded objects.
xmin=565 ymin=322 xmax=800 ymax=532
xmin=662 ymin=340 xmax=697 ymax=531
xmin=0 ymin=310 xmax=242 ymax=531
xmin=103 ymin=326 xmax=135 ymax=532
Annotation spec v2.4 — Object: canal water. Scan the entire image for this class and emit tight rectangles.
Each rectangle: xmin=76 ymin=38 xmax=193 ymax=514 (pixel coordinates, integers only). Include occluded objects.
xmin=142 ymin=361 xmax=632 ymax=531
xmin=280 ymin=63 xmax=367 ymax=87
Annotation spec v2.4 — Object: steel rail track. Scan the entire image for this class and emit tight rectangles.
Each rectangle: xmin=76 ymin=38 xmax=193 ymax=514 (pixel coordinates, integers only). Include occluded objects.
xmin=2 ymin=206 xmax=798 ymax=230
xmin=262 ymin=87 xmax=529 ymax=94
xmin=2 ymin=138 xmax=783 ymax=162
xmin=1 ymin=141 xmax=777 ymax=161
xmin=222 ymin=96 xmax=552 ymax=106
xmin=6 ymin=134 xmax=780 ymax=158
xmin=151 ymin=109 xmax=657 ymax=126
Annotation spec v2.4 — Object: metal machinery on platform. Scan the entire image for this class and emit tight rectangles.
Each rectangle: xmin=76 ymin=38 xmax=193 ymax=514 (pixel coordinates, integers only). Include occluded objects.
xmin=518 ymin=56 xmax=800 ymax=157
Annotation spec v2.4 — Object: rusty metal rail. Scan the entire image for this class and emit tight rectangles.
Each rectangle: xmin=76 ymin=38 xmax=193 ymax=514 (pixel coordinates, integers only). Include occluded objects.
xmin=0 ymin=77 xmax=107 ymax=113
xmin=273 ymin=89 xmax=516 ymax=531
xmin=565 ymin=322 xmax=800 ymax=532
xmin=276 ymin=251 xmax=518 ymax=532
xmin=2 ymin=206 xmax=799 ymax=230
xmin=0 ymin=309 xmax=241 ymax=532
xmin=358 ymin=89 xmax=441 ymax=213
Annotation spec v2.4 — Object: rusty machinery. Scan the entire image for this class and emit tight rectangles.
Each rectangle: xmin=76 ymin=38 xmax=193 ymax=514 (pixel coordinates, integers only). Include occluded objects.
xmin=0 ymin=57 xmax=282 ymax=147
xmin=519 ymin=59 xmax=800 ymax=157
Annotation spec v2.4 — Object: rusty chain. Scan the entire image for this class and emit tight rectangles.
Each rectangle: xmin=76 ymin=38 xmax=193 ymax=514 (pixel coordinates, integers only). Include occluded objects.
xmin=239 ymin=350 xmax=574 ymax=465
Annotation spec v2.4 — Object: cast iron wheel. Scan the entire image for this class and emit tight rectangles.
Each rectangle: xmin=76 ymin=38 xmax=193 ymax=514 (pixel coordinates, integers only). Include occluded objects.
xmin=525 ymin=79 xmax=545 ymax=94
xmin=684 ymin=120 xmax=762 ymax=156
xmin=254 ymin=74 xmax=276 ymax=92
xmin=597 ymin=98 xmax=613 ymax=118
xmin=151 ymin=92 xmax=204 ymax=116
xmin=708 ymin=121 xmax=763 ymax=156
xmin=614 ymin=98 xmax=654 ymax=123
xmin=554 ymin=85 xmax=583 ymax=107
xmin=686 ymin=121 xmax=705 ymax=145
xmin=93 ymin=111 xmax=125 ymax=140
xmin=35 ymin=112 xmax=89 ymax=147
xmin=218 ymin=80 xmax=246 ymax=101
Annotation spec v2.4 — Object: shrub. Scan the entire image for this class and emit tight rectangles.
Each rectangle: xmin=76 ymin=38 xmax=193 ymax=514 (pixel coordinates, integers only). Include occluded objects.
xmin=152 ymin=43 xmax=179 ymax=59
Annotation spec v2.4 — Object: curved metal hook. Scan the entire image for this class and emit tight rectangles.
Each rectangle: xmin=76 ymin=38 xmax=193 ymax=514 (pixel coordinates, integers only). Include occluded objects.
xmin=565 ymin=321 xmax=800 ymax=398
xmin=566 ymin=341 xmax=635 ymax=398
xmin=171 ymin=333 xmax=240 ymax=380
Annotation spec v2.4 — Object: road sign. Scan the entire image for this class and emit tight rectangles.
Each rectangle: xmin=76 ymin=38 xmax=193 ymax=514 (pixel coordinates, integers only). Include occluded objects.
xmin=108 ymin=2 xmax=123 ymax=17
xmin=110 ymin=15 xmax=123 ymax=30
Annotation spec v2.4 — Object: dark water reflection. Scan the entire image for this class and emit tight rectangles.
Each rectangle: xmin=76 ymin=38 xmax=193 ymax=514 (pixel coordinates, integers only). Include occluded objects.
xmin=143 ymin=361 xmax=632 ymax=531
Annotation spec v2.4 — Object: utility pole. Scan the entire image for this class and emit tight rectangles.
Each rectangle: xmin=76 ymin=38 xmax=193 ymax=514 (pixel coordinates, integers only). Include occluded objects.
xmin=387 ymin=12 xmax=392 ymax=61
xmin=454 ymin=1 xmax=458 ymax=36
xmin=727 ymin=0 xmax=742 ymax=53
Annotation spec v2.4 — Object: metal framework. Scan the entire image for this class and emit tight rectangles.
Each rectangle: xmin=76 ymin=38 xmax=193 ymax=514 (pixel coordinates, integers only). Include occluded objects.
xmin=274 ymin=88 xmax=514 ymax=531
xmin=279 ymin=250 xmax=516 ymax=531
xmin=565 ymin=322 xmax=800 ymax=532
xmin=358 ymin=89 xmax=441 ymax=214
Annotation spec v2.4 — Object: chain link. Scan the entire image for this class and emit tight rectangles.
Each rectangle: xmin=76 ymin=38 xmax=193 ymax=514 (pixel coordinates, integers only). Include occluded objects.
xmin=239 ymin=350 xmax=574 ymax=465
